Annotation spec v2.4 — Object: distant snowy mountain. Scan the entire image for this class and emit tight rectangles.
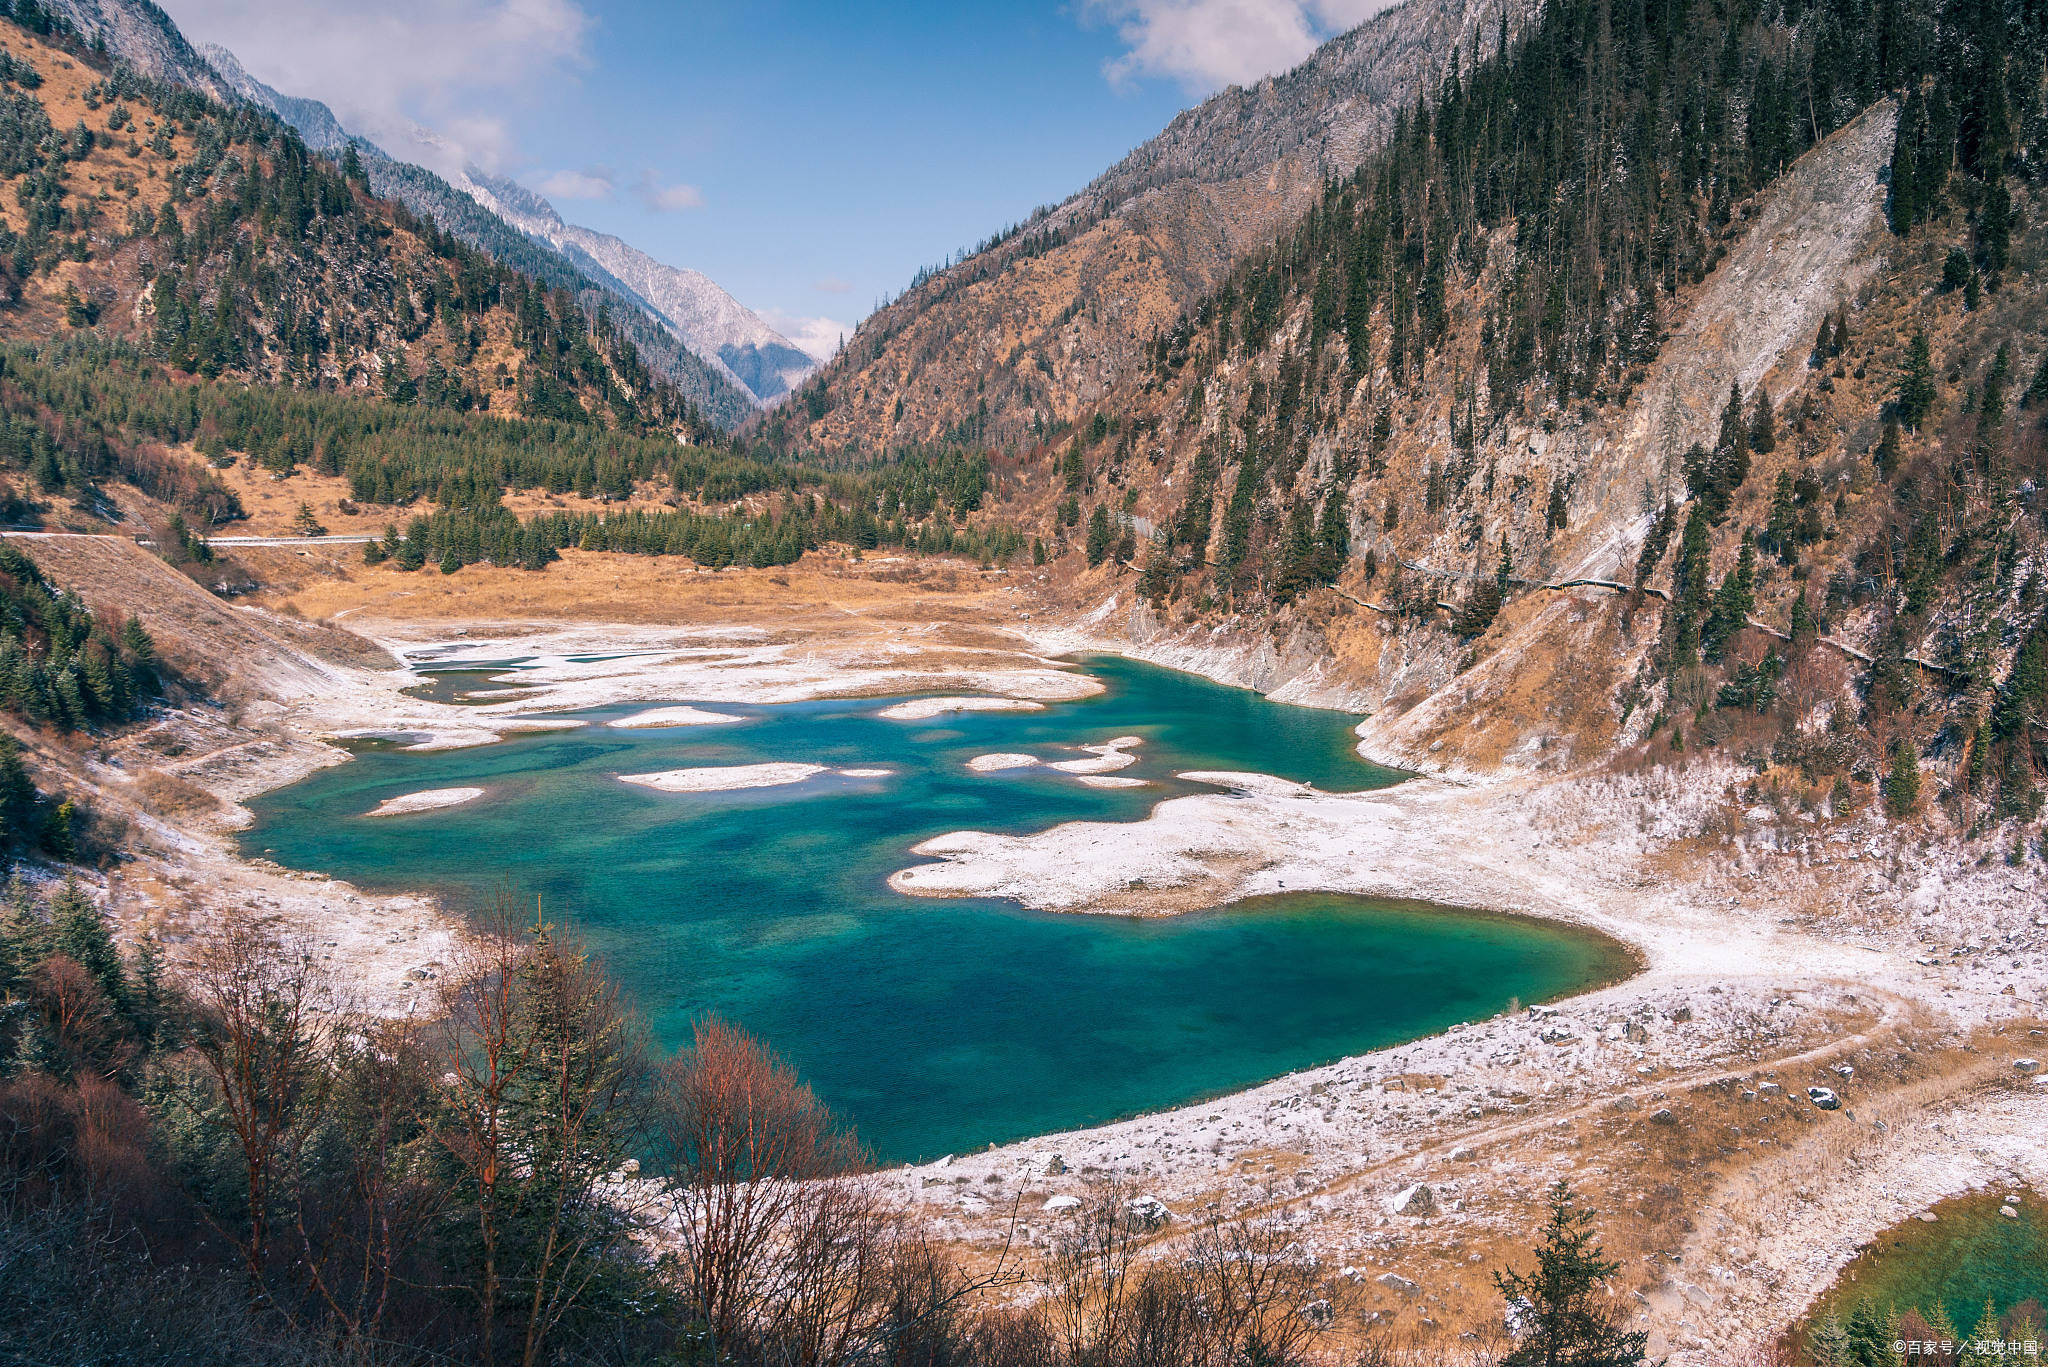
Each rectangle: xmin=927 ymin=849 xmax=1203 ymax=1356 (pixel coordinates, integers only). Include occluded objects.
xmin=199 ymin=40 xmax=814 ymax=408
xmin=455 ymin=169 xmax=819 ymax=403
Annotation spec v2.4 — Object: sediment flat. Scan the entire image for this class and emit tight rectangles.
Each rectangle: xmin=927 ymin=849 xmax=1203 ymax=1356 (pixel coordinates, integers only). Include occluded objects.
xmin=364 ymin=787 xmax=485 ymax=817
xmin=619 ymin=762 xmax=830 ymax=792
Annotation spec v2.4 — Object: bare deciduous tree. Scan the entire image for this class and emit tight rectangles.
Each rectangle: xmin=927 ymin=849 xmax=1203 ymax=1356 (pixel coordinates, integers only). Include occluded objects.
xmin=186 ymin=915 xmax=324 ymax=1297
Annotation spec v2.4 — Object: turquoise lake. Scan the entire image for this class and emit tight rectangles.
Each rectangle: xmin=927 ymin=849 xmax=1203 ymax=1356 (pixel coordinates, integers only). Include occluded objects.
xmin=243 ymin=655 xmax=1630 ymax=1162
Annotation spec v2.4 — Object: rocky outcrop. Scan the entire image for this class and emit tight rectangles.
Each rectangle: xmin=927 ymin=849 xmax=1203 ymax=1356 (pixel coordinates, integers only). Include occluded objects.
xmin=44 ymin=0 xmax=234 ymax=100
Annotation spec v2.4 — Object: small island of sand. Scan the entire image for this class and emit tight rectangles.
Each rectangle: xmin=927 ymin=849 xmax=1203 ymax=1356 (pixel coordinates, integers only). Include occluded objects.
xmin=364 ymin=787 xmax=486 ymax=818
xmin=605 ymin=706 xmax=747 ymax=729
xmin=1048 ymin=737 xmax=1143 ymax=774
xmin=619 ymin=763 xmax=829 ymax=792
xmin=966 ymin=753 xmax=1042 ymax=772
xmin=879 ymin=696 xmax=1046 ymax=721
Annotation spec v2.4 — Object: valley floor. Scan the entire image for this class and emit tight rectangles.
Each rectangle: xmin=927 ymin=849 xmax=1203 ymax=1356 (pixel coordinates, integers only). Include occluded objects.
xmin=28 ymin=538 xmax=2048 ymax=1365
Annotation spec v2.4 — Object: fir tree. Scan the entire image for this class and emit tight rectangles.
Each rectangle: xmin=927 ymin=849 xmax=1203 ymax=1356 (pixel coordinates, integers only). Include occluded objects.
xmin=1084 ymin=504 xmax=1114 ymax=568
xmin=1898 ymin=330 xmax=1937 ymax=428
xmin=1809 ymin=1310 xmax=1851 ymax=1367
xmin=1749 ymin=386 xmax=1776 ymax=453
xmin=51 ymin=877 xmax=123 ymax=1009
xmin=1884 ymin=739 xmax=1922 ymax=817
xmin=1493 ymin=1180 xmax=1648 ymax=1367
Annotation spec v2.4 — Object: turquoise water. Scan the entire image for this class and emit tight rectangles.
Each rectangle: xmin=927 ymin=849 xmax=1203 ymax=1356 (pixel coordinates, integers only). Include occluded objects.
xmin=243 ymin=655 xmax=1629 ymax=1162
xmin=1792 ymin=1190 xmax=2048 ymax=1355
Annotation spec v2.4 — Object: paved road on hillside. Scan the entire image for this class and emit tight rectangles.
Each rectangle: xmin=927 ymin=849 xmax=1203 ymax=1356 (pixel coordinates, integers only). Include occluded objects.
xmin=0 ymin=529 xmax=375 ymax=546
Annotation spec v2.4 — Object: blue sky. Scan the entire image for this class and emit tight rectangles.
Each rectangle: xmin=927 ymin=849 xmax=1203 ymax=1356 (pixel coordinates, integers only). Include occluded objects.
xmin=157 ymin=0 xmax=1390 ymax=357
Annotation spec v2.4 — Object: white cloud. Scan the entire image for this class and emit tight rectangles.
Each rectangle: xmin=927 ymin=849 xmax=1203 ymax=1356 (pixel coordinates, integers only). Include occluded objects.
xmin=160 ymin=0 xmax=593 ymax=171
xmin=761 ymin=309 xmax=851 ymax=364
xmin=1084 ymin=0 xmax=1398 ymax=94
xmin=632 ymin=170 xmax=705 ymax=214
xmin=534 ymin=166 xmax=617 ymax=201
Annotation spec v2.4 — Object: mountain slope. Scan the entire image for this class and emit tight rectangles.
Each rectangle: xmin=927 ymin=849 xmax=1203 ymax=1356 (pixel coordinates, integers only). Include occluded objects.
xmin=196 ymin=42 xmax=763 ymax=428
xmin=41 ymin=0 xmax=230 ymax=99
xmin=457 ymin=167 xmax=818 ymax=404
xmin=756 ymin=0 xmax=1526 ymax=456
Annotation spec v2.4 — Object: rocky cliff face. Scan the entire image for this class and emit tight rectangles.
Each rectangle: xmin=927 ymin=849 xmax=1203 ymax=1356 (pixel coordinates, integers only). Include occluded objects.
xmin=758 ymin=0 xmax=1526 ymax=456
xmin=42 ymin=0 xmax=232 ymax=99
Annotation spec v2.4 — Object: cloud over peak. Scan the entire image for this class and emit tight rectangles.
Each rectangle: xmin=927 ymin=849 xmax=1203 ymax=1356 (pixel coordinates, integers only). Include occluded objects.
xmin=632 ymin=170 xmax=705 ymax=214
xmin=160 ymin=0 xmax=593 ymax=171
xmin=1086 ymin=0 xmax=1397 ymax=94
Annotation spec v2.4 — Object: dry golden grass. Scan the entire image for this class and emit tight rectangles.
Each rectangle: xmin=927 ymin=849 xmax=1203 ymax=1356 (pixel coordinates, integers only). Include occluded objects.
xmin=129 ymin=766 xmax=225 ymax=819
xmin=258 ymin=546 xmax=1035 ymax=633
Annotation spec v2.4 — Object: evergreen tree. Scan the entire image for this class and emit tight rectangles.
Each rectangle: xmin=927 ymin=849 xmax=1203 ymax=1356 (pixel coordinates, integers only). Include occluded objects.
xmin=1703 ymin=531 xmax=1758 ymax=661
xmin=1884 ymin=739 xmax=1922 ymax=817
xmin=1084 ymin=503 xmax=1114 ymax=567
xmin=1809 ymin=1310 xmax=1851 ymax=1367
xmin=1898 ymin=330 xmax=1937 ymax=428
xmin=1493 ymin=1180 xmax=1648 ymax=1367
xmin=51 ymin=877 xmax=123 ymax=1009
xmin=1748 ymin=386 xmax=1776 ymax=453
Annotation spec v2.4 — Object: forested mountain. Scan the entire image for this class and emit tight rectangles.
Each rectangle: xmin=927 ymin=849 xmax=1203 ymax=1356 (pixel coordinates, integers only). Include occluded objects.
xmin=197 ymin=42 xmax=766 ymax=428
xmin=0 ymin=15 xmax=718 ymax=441
xmin=41 ymin=0 xmax=228 ymax=100
xmin=201 ymin=38 xmax=814 ymax=415
xmin=751 ymin=0 xmax=1524 ymax=458
xmin=934 ymin=0 xmax=2048 ymax=836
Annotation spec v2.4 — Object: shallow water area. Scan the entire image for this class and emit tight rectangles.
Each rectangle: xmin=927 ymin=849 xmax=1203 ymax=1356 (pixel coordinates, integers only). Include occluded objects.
xmin=245 ymin=655 xmax=1631 ymax=1162
xmin=1791 ymin=1188 xmax=2048 ymax=1351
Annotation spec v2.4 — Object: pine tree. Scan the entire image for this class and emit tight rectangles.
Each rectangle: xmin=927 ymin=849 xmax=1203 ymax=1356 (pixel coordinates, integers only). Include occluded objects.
xmin=1809 ymin=1310 xmax=1851 ymax=1367
xmin=1493 ymin=1180 xmax=1648 ymax=1367
xmin=1898 ymin=330 xmax=1936 ymax=428
xmin=51 ymin=878 xmax=124 ymax=1009
xmin=1704 ymin=531 xmax=1758 ymax=661
xmin=1084 ymin=504 xmax=1114 ymax=568
xmin=1884 ymin=739 xmax=1922 ymax=817
xmin=41 ymin=797 xmax=76 ymax=860
xmin=1749 ymin=386 xmax=1776 ymax=453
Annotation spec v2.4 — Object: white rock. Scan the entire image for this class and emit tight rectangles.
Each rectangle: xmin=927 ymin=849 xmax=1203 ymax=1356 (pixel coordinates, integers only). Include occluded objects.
xmin=1390 ymin=1183 xmax=1436 ymax=1217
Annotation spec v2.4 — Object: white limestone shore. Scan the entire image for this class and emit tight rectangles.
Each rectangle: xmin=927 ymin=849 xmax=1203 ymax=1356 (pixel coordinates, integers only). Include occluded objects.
xmin=606 ymin=705 xmax=747 ymax=728
xmin=363 ymin=787 xmax=485 ymax=817
xmin=619 ymin=762 xmax=830 ymax=793
xmin=880 ymin=695 xmax=1047 ymax=721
